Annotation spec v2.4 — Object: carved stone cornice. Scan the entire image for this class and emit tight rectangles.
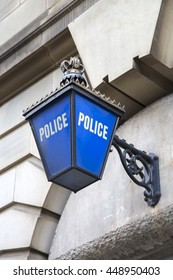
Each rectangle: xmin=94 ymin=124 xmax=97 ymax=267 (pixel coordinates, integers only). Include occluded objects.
xmin=0 ymin=0 xmax=99 ymax=105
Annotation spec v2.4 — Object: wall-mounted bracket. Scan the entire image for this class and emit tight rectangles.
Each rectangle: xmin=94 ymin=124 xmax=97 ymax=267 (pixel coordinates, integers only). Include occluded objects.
xmin=112 ymin=135 xmax=161 ymax=206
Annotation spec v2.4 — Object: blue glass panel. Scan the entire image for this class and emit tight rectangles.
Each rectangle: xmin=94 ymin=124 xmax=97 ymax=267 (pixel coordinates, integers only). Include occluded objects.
xmin=31 ymin=95 xmax=71 ymax=178
xmin=75 ymin=93 xmax=117 ymax=177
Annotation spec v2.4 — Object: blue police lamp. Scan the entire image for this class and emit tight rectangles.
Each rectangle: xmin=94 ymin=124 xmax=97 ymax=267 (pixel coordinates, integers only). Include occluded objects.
xmin=23 ymin=57 xmax=161 ymax=207
xmin=23 ymin=57 xmax=125 ymax=192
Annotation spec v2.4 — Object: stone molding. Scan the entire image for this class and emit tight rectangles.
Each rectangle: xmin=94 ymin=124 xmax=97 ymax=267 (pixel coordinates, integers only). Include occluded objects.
xmin=0 ymin=0 xmax=99 ymax=105
xmin=50 ymin=204 xmax=173 ymax=260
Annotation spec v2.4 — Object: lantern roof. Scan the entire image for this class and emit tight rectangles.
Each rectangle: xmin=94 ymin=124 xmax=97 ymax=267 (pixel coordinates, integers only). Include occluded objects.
xmin=23 ymin=57 xmax=125 ymax=116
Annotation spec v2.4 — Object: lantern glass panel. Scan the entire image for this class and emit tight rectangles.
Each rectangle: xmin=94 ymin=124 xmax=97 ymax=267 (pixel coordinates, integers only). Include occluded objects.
xmin=75 ymin=92 xmax=117 ymax=177
xmin=30 ymin=94 xmax=71 ymax=179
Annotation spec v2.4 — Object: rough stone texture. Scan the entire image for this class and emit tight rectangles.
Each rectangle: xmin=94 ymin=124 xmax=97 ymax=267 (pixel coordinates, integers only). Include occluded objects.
xmin=54 ymin=204 xmax=173 ymax=260
xmin=49 ymin=93 xmax=173 ymax=260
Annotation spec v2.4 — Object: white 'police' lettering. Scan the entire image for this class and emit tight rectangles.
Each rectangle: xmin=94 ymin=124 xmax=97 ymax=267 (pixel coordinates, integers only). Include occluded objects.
xmin=78 ymin=112 xmax=108 ymax=140
xmin=39 ymin=112 xmax=68 ymax=141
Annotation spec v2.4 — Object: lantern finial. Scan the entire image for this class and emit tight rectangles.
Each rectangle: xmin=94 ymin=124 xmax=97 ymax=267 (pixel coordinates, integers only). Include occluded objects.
xmin=60 ymin=56 xmax=87 ymax=87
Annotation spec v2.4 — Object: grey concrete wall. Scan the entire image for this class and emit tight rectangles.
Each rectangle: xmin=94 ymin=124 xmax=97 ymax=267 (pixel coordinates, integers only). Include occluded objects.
xmin=49 ymin=92 xmax=173 ymax=260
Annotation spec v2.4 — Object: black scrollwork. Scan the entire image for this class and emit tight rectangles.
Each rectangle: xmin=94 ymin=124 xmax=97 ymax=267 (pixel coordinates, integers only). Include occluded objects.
xmin=112 ymin=135 xmax=161 ymax=206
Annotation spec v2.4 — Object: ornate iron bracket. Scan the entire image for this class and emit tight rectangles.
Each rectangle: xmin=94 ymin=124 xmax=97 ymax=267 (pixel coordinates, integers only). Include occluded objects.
xmin=112 ymin=135 xmax=161 ymax=206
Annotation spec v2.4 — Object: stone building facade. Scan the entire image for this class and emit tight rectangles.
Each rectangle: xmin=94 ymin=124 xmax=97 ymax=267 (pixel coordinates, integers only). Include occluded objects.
xmin=0 ymin=0 xmax=173 ymax=260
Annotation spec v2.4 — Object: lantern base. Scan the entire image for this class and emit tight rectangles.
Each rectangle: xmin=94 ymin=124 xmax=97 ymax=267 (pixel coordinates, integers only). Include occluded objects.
xmin=49 ymin=168 xmax=100 ymax=192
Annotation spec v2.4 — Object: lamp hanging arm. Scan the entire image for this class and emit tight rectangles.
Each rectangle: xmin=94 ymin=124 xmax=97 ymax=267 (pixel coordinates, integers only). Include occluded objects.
xmin=112 ymin=135 xmax=161 ymax=206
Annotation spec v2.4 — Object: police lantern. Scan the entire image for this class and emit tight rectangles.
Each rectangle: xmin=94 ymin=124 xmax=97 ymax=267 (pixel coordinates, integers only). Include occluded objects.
xmin=23 ymin=57 xmax=125 ymax=192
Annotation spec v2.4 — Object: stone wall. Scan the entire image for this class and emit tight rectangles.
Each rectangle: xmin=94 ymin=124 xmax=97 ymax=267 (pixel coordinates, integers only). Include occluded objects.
xmin=0 ymin=0 xmax=100 ymax=260
xmin=0 ymin=0 xmax=77 ymax=46
xmin=1 ymin=0 xmax=173 ymax=260
xmin=0 ymin=68 xmax=71 ymax=259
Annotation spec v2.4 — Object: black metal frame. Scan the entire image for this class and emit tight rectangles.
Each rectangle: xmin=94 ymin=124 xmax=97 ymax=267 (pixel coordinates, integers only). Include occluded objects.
xmin=112 ymin=135 xmax=161 ymax=206
xmin=24 ymin=82 xmax=124 ymax=192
